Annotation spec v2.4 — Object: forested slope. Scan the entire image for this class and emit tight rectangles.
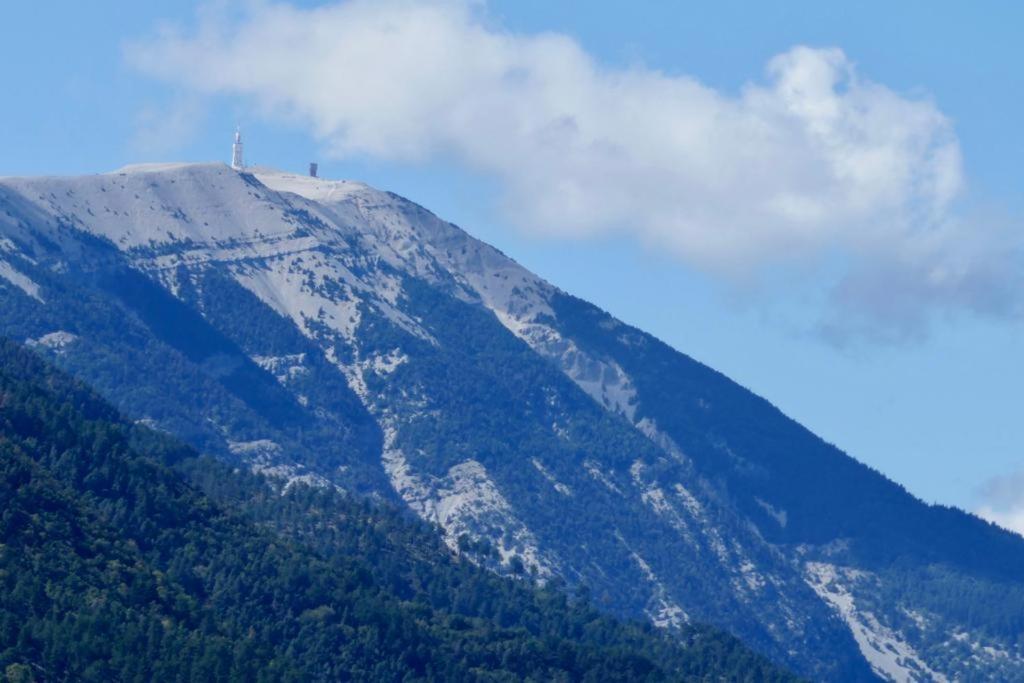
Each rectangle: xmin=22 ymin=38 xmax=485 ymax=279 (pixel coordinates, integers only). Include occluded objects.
xmin=0 ymin=338 xmax=795 ymax=682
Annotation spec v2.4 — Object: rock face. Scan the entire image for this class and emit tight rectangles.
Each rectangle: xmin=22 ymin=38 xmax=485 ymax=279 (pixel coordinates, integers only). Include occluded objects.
xmin=2 ymin=162 xmax=1022 ymax=681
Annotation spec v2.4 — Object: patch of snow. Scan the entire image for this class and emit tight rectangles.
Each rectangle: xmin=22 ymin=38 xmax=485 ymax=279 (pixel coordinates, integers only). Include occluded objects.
xmin=229 ymin=438 xmax=332 ymax=493
xmin=232 ymin=256 xmax=363 ymax=342
xmin=251 ymin=461 xmax=333 ymax=493
xmin=645 ymin=480 xmax=766 ymax=595
xmin=636 ymin=417 xmax=688 ymax=463
xmin=945 ymin=630 xmax=1023 ymax=669
xmin=629 ymin=461 xmax=704 ymax=549
xmin=531 ymin=458 xmax=572 ymax=496
xmin=755 ymin=496 xmax=789 ymax=528
xmin=805 ymin=562 xmax=945 ymax=683
xmin=614 ymin=531 xmax=688 ymax=629
xmin=583 ymin=460 xmax=623 ymax=495
xmin=672 ymin=483 xmax=705 ymax=518
xmin=328 ymin=347 xmax=408 ymax=409
xmin=337 ymin=351 xmax=370 ymax=403
xmin=253 ymin=353 xmax=309 ymax=384
xmin=380 ymin=421 xmax=554 ymax=578
xmin=27 ymin=330 xmax=78 ymax=352
xmin=369 ymin=348 xmax=408 ymax=376
xmin=226 ymin=249 xmax=432 ymax=347
xmin=497 ymin=312 xmax=639 ymax=421
xmin=228 ymin=439 xmax=283 ymax=458
xmin=903 ymin=609 xmax=930 ymax=632
xmin=737 ymin=559 xmax=767 ymax=593
xmin=0 ymin=259 xmax=43 ymax=302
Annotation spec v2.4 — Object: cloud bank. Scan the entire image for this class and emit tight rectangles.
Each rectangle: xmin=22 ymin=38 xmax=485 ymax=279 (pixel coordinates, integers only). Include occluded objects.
xmin=127 ymin=0 xmax=1024 ymax=341
xmin=975 ymin=470 xmax=1024 ymax=537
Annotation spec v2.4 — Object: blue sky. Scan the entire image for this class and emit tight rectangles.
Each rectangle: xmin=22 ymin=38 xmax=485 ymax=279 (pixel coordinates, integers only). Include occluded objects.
xmin=2 ymin=1 xmax=1022 ymax=524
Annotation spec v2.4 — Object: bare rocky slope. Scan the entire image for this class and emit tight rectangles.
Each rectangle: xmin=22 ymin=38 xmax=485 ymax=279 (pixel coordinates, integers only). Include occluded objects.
xmin=2 ymin=163 xmax=1022 ymax=680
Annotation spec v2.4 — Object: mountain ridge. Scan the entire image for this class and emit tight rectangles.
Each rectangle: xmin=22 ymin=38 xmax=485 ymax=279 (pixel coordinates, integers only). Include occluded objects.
xmin=1 ymin=162 xmax=1022 ymax=680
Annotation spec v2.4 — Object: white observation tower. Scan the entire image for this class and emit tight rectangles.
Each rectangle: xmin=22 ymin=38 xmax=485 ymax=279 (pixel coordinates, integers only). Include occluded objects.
xmin=231 ymin=127 xmax=244 ymax=170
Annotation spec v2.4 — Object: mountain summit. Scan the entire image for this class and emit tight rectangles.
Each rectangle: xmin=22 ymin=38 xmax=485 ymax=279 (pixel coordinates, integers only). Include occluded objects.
xmin=1 ymin=163 xmax=1022 ymax=680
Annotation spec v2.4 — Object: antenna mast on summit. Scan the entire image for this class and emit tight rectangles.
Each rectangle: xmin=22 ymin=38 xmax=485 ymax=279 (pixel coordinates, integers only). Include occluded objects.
xmin=231 ymin=126 xmax=244 ymax=170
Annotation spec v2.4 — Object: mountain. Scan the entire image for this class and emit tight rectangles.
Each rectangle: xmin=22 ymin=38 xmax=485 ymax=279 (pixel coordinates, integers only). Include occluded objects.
xmin=0 ymin=162 xmax=1022 ymax=680
xmin=0 ymin=336 xmax=794 ymax=681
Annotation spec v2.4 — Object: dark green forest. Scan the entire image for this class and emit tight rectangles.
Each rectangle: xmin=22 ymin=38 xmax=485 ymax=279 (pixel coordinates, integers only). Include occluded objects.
xmin=0 ymin=337 xmax=796 ymax=682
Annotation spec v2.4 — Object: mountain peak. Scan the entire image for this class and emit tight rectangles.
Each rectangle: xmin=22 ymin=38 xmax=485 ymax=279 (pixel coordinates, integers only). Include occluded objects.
xmin=111 ymin=161 xmax=228 ymax=175
xmin=252 ymin=166 xmax=376 ymax=205
xmin=0 ymin=161 xmax=358 ymax=250
xmin=2 ymin=159 xmax=1024 ymax=681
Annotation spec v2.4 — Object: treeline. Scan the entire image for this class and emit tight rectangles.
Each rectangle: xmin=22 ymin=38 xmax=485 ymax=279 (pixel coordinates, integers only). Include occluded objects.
xmin=0 ymin=337 xmax=796 ymax=682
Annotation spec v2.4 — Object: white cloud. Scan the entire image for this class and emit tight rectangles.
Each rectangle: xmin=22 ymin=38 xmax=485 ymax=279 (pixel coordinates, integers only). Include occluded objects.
xmin=131 ymin=95 xmax=206 ymax=156
xmin=976 ymin=506 xmax=1024 ymax=537
xmin=126 ymin=0 xmax=1024 ymax=341
xmin=975 ymin=471 xmax=1024 ymax=537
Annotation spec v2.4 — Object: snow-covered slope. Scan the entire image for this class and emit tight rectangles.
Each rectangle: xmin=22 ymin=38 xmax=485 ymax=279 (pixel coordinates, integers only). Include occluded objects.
xmin=2 ymin=162 xmax=1023 ymax=681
